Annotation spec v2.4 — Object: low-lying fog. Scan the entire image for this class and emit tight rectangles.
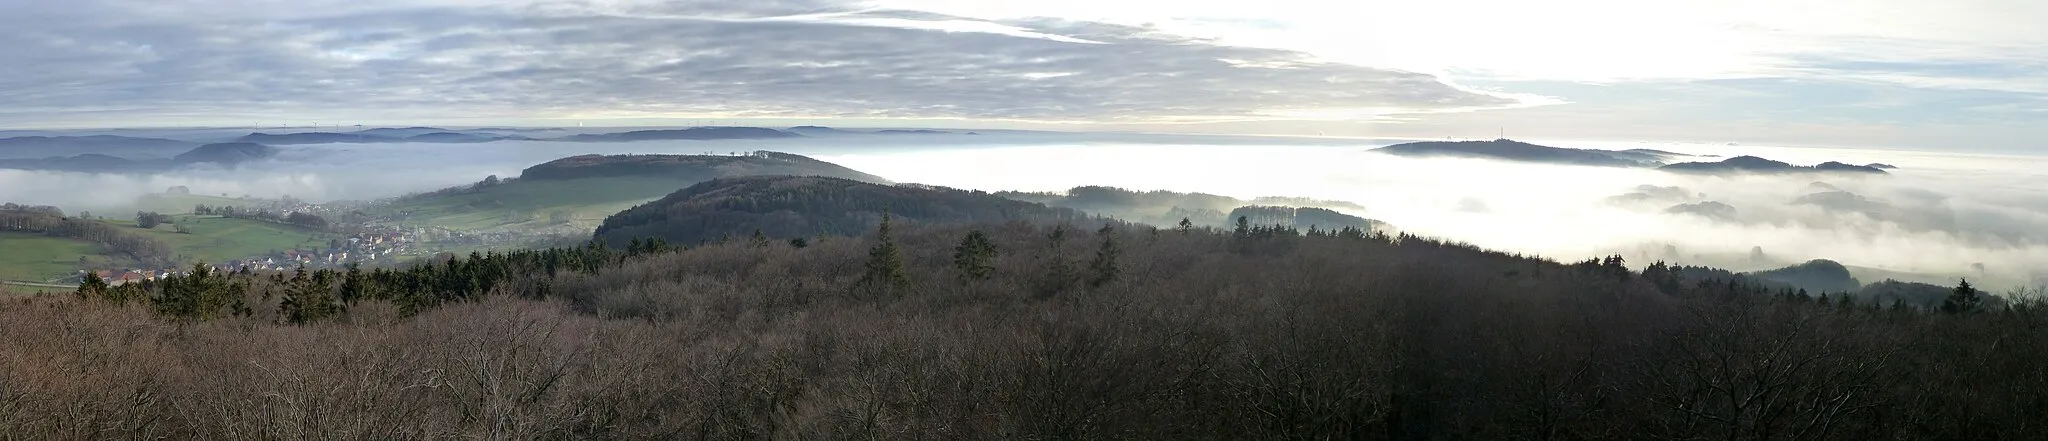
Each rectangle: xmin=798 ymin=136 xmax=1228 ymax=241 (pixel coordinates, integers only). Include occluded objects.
xmin=6 ymin=133 xmax=2045 ymax=289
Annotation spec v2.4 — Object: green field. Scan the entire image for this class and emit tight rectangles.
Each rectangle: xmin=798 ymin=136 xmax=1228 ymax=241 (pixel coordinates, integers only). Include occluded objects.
xmin=0 ymin=232 xmax=99 ymax=282
xmin=380 ymin=176 xmax=690 ymax=231
xmin=0 ymin=216 xmax=334 ymax=282
xmin=116 ymin=215 xmax=331 ymax=264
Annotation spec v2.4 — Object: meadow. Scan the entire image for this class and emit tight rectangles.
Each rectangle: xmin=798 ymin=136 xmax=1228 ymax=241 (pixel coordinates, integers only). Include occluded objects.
xmin=0 ymin=232 xmax=98 ymax=281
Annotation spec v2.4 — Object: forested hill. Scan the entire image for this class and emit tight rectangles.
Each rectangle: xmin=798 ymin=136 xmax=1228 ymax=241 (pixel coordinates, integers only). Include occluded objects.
xmin=995 ymin=185 xmax=1373 ymax=228
xmin=593 ymin=175 xmax=1089 ymax=246
xmin=518 ymin=151 xmax=889 ymax=183
xmin=1371 ymin=139 xmax=1671 ymax=167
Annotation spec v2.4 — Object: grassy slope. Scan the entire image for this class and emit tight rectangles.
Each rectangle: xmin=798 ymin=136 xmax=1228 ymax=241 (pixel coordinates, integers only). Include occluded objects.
xmin=381 ymin=176 xmax=689 ymax=231
xmin=0 ymin=232 xmax=97 ymax=282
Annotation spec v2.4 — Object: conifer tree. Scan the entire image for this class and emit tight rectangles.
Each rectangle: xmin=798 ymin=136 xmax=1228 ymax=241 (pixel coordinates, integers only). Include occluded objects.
xmin=1087 ymin=224 xmax=1122 ymax=287
xmin=1943 ymin=278 xmax=1981 ymax=314
xmin=1176 ymin=217 xmax=1195 ymax=235
xmin=280 ymin=265 xmax=343 ymax=324
xmin=858 ymin=212 xmax=911 ymax=295
xmin=76 ymin=271 xmax=110 ymax=301
xmin=953 ymin=229 xmax=998 ymax=282
xmin=339 ymin=263 xmax=366 ymax=305
xmin=1038 ymin=225 xmax=1076 ymax=295
xmin=749 ymin=228 xmax=772 ymax=248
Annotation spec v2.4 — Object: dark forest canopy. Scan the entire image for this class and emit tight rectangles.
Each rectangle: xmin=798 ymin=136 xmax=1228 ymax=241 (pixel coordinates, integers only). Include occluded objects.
xmin=16 ymin=213 xmax=2045 ymax=439
xmin=1225 ymin=205 xmax=1388 ymax=232
xmin=1750 ymin=258 xmax=1863 ymax=293
xmin=594 ymin=175 xmax=1091 ymax=247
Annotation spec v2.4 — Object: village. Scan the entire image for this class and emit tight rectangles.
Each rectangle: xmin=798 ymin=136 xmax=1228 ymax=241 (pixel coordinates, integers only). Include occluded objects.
xmin=83 ymin=222 xmax=554 ymax=286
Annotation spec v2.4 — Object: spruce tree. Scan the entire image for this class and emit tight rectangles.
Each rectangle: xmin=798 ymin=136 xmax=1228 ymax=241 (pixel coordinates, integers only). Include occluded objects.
xmin=1087 ymin=224 xmax=1122 ymax=287
xmin=1943 ymin=278 xmax=1981 ymax=314
xmin=280 ymin=265 xmax=343 ymax=324
xmin=339 ymin=263 xmax=366 ymax=305
xmin=858 ymin=212 xmax=911 ymax=295
xmin=76 ymin=271 xmax=110 ymax=301
xmin=749 ymin=228 xmax=771 ymax=248
xmin=1038 ymin=225 xmax=1076 ymax=295
xmin=953 ymin=229 xmax=998 ymax=282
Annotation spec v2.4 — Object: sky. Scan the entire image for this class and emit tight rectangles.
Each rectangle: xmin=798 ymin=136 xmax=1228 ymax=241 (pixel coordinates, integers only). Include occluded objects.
xmin=5 ymin=0 xmax=2048 ymax=151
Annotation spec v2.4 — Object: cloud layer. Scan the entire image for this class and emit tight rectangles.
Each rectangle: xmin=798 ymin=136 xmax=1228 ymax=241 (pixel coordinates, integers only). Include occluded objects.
xmin=0 ymin=0 xmax=1519 ymax=127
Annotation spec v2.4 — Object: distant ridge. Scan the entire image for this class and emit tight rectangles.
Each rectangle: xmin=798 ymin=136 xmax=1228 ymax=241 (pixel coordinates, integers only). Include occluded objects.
xmin=554 ymin=127 xmax=800 ymax=142
xmin=788 ymin=126 xmax=959 ymax=136
xmin=1371 ymin=139 xmax=1673 ymax=167
xmin=1660 ymin=156 xmax=1888 ymax=175
xmin=237 ymin=132 xmax=384 ymax=144
xmin=518 ymin=151 xmax=888 ymax=183
xmin=0 ymin=142 xmax=279 ymax=173
xmin=0 ymin=135 xmax=198 ymax=159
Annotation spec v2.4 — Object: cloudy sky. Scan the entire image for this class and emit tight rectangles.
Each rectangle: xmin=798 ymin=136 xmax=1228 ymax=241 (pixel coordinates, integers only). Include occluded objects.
xmin=6 ymin=0 xmax=2046 ymax=150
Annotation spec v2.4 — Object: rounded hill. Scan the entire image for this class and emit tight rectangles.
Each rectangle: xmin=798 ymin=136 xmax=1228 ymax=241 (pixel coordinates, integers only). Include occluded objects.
xmin=594 ymin=176 xmax=1087 ymax=246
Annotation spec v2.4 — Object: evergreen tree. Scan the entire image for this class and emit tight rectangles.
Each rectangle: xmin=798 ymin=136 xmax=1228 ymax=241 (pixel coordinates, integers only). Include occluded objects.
xmin=279 ymin=265 xmax=343 ymax=324
xmin=1176 ymin=217 xmax=1195 ymax=235
xmin=75 ymin=271 xmax=110 ymax=302
xmin=339 ymin=263 xmax=366 ymax=305
xmin=1038 ymin=225 xmax=1076 ymax=295
xmin=1943 ymin=278 xmax=1981 ymax=314
xmin=1087 ymin=224 xmax=1122 ymax=288
xmin=749 ymin=228 xmax=772 ymax=248
xmin=953 ymin=229 xmax=998 ymax=282
xmin=789 ymin=237 xmax=809 ymax=248
xmin=1233 ymin=216 xmax=1252 ymax=239
xmin=858 ymin=212 xmax=911 ymax=295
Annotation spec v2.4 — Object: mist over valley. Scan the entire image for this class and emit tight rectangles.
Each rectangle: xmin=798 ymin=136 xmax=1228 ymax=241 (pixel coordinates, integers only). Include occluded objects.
xmin=5 ymin=129 xmax=2044 ymax=289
